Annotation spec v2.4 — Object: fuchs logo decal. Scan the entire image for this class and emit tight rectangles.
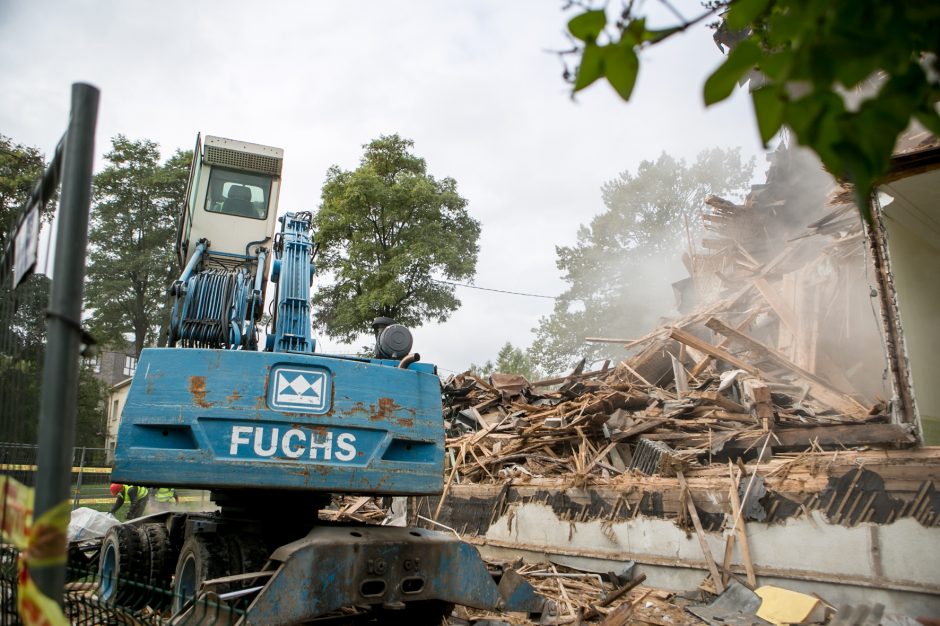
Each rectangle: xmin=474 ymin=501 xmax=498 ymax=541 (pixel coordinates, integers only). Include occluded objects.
xmin=269 ymin=366 xmax=330 ymax=412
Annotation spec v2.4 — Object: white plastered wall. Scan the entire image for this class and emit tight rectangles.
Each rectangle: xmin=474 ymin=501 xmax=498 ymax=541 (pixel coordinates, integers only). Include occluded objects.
xmin=881 ymin=167 xmax=940 ymax=444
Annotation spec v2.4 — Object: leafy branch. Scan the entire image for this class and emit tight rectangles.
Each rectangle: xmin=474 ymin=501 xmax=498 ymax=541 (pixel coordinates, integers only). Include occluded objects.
xmin=562 ymin=0 xmax=940 ymax=221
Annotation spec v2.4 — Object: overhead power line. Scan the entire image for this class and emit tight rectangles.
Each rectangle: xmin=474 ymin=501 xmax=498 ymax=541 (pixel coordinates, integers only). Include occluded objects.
xmin=431 ymin=278 xmax=558 ymax=300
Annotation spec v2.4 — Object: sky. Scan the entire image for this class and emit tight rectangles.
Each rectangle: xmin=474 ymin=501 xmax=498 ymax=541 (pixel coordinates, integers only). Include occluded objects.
xmin=0 ymin=1 xmax=766 ymax=376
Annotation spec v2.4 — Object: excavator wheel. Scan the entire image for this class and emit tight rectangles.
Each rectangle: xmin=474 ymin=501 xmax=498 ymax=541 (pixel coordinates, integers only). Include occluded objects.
xmin=172 ymin=533 xmax=232 ymax=616
xmin=219 ymin=533 xmax=270 ymax=610
xmin=222 ymin=532 xmax=269 ymax=576
xmin=98 ymin=524 xmax=148 ymax=609
xmin=140 ymin=523 xmax=174 ymax=609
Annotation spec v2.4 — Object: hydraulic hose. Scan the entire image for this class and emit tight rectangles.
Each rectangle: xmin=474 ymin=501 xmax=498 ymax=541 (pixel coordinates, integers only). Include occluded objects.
xmin=398 ymin=353 xmax=420 ymax=369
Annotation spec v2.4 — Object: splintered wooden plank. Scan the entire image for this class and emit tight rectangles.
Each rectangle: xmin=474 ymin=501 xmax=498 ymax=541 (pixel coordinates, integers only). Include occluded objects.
xmin=677 ymin=471 xmax=724 ymax=594
xmin=612 ymin=418 xmax=670 ymax=442
xmin=703 ymin=317 xmax=868 ymax=417
xmin=757 ymin=277 xmax=857 ymax=393
xmin=668 ymin=327 xmax=760 ymax=375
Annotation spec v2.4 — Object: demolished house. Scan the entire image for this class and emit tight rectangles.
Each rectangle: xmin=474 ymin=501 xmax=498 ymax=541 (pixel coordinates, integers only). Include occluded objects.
xmin=415 ymin=138 xmax=940 ymax=620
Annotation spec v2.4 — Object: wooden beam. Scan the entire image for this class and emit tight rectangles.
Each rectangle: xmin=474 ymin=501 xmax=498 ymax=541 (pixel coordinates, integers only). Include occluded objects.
xmin=668 ymin=327 xmax=760 ymax=375
xmin=531 ymin=368 xmax=609 ymax=387
xmin=678 ymin=471 xmax=725 ymax=594
xmin=718 ymin=423 xmax=915 ymax=454
xmin=612 ymin=418 xmax=670 ymax=442
xmin=728 ymin=464 xmax=757 ymax=587
xmin=704 ymin=317 xmax=868 ymax=418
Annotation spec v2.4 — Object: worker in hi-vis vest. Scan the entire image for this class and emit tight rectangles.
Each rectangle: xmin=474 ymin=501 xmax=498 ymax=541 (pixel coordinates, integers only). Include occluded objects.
xmin=109 ymin=483 xmax=149 ymax=519
xmin=152 ymin=487 xmax=180 ymax=512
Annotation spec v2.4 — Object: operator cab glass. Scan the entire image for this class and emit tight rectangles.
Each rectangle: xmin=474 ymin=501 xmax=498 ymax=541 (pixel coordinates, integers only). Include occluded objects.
xmin=205 ymin=167 xmax=272 ymax=220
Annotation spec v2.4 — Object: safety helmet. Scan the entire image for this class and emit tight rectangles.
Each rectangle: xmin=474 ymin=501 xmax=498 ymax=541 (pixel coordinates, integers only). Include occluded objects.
xmin=109 ymin=483 xmax=123 ymax=496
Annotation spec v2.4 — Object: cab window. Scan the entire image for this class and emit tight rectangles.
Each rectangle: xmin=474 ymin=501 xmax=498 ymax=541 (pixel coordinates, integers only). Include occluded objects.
xmin=204 ymin=167 xmax=272 ymax=220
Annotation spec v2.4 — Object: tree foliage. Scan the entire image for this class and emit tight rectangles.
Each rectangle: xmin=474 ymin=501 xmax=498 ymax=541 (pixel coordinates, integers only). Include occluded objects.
xmin=0 ymin=134 xmax=49 ymax=250
xmin=0 ymin=137 xmax=106 ymax=446
xmin=471 ymin=341 xmax=543 ymax=382
xmin=0 ymin=274 xmax=106 ymax=446
xmin=85 ymin=136 xmax=191 ymax=354
xmin=530 ymin=148 xmax=754 ymax=374
xmin=563 ymin=1 xmax=940 ymax=220
xmin=313 ymin=135 xmax=480 ymax=342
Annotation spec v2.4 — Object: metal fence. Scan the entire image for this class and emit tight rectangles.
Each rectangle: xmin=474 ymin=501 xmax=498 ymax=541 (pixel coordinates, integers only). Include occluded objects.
xmin=0 ymin=85 xmax=243 ymax=626
xmin=0 ymin=83 xmax=104 ymax=625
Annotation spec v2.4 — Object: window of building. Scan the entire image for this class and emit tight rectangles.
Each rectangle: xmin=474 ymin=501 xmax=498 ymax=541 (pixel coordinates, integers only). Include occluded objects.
xmin=123 ymin=355 xmax=138 ymax=377
xmin=83 ymin=355 xmax=101 ymax=373
xmin=111 ymin=399 xmax=120 ymax=422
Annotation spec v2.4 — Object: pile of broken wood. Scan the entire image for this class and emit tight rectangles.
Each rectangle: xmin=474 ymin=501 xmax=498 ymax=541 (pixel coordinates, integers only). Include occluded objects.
xmin=441 ymin=149 xmax=917 ymax=491
xmin=450 ymin=566 xmax=701 ymax=626
xmin=441 ymin=331 xmax=911 ymax=489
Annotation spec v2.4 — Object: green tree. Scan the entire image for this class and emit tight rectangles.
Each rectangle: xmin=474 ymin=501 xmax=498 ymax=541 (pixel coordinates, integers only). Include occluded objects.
xmin=0 ymin=274 xmax=106 ymax=446
xmin=530 ymin=148 xmax=754 ymax=373
xmin=562 ymin=1 xmax=940 ymax=220
xmin=313 ymin=134 xmax=480 ymax=342
xmin=75 ymin=365 xmax=107 ymax=448
xmin=0 ymin=134 xmax=49 ymax=250
xmin=0 ymin=274 xmax=49 ymax=444
xmin=85 ymin=136 xmax=191 ymax=354
xmin=471 ymin=341 xmax=543 ymax=381
xmin=0 ymin=137 xmax=107 ymax=446
xmin=1 ymin=136 xmax=49 ymax=444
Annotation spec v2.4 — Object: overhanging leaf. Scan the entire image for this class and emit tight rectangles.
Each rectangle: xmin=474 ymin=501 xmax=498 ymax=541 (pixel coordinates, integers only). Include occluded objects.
xmin=726 ymin=0 xmax=772 ymax=30
xmin=568 ymin=10 xmax=607 ymax=43
xmin=752 ymin=86 xmax=785 ymax=144
xmin=605 ymin=45 xmax=639 ymax=100
xmin=703 ymin=40 xmax=761 ymax=106
xmin=915 ymin=109 xmax=940 ymax=137
xmin=574 ymin=43 xmax=606 ymax=92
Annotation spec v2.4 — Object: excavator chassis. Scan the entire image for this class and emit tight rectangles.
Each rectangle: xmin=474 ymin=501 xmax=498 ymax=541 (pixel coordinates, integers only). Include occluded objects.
xmin=208 ymin=524 xmax=547 ymax=625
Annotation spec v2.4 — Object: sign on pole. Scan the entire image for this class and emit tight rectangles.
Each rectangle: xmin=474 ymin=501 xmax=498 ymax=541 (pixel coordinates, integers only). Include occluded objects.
xmin=13 ymin=204 xmax=39 ymax=287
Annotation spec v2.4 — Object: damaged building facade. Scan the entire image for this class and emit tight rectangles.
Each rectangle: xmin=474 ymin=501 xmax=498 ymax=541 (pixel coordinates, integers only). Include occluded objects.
xmin=419 ymin=135 xmax=940 ymax=616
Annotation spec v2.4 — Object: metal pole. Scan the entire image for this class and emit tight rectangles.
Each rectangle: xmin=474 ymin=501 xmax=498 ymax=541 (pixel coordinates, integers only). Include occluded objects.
xmin=32 ymin=82 xmax=99 ymax=602
xmin=72 ymin=446 xmax=87 ymax=510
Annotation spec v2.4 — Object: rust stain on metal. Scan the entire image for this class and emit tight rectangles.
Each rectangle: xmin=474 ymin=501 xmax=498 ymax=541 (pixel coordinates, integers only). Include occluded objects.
xmin=397 ymin=418 xmax=414 ymax=427
xmin=226 ymin=389 xmax=242 ymax=405
xmin=370 ymin=397 xmax=400 ymax=421
xmin=342 ymin=401 xmax=367 ymax=417
xmin=189 ymin=376 xmax=212 ymax=408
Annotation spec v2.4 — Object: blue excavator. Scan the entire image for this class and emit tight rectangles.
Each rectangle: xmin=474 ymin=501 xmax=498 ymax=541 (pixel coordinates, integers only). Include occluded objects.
xmin=102 ymin=135 xmax=548 ymax=624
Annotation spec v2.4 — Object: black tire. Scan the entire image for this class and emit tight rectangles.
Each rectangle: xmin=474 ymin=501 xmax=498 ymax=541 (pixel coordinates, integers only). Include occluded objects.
xmin=171 ymin=534 xmax=231 ymax=616
xmin=98 ymin=524 xmax=147 ymax=609
xmin=219 ymin=533 xmax=269 ymax=611
xmin=222 ymin=533 xmax=269 ymax=576
xmin=140 ymin=523 xmax=174 ymax=609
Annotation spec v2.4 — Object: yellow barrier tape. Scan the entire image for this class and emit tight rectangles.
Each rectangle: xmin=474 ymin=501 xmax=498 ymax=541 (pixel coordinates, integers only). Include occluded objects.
xmin=1 ymin=464 xmax=112 ymax=474
xmin=17 ymin=558 xmax=69 ymax=626
xmin=26 ymin=500 xmax=69 ymax=568
xmin=73 ymin=495 xmax=205 ymax=505
xmin=0 ymin=475 xmax=33 ymax=548
xmin=1 ymin=475 xmax=71 ymax=626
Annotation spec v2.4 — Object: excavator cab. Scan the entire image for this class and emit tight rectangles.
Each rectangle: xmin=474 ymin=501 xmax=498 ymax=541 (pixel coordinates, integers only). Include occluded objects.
xmin=167 ymin=135 xmax=285 ymax=350
xmin=176 ymin=134 xmax=283 ymax=268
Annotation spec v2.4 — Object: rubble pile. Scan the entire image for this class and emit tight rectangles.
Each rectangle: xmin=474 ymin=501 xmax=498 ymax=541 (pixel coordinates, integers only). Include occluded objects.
xmin=441 ymin=148 xmax=915 ymax=488
xmin=451 ymin=563 xmax=699 ymax=626
xmin=427 ymin=147 xmax=940 ymax=623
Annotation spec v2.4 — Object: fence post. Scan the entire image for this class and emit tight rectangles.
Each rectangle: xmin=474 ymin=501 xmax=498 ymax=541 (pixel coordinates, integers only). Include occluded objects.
xmin=31 ymin=82 xmax=99 ymax=602
xmin=72 ymin=446 xmax=87 ymax=509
